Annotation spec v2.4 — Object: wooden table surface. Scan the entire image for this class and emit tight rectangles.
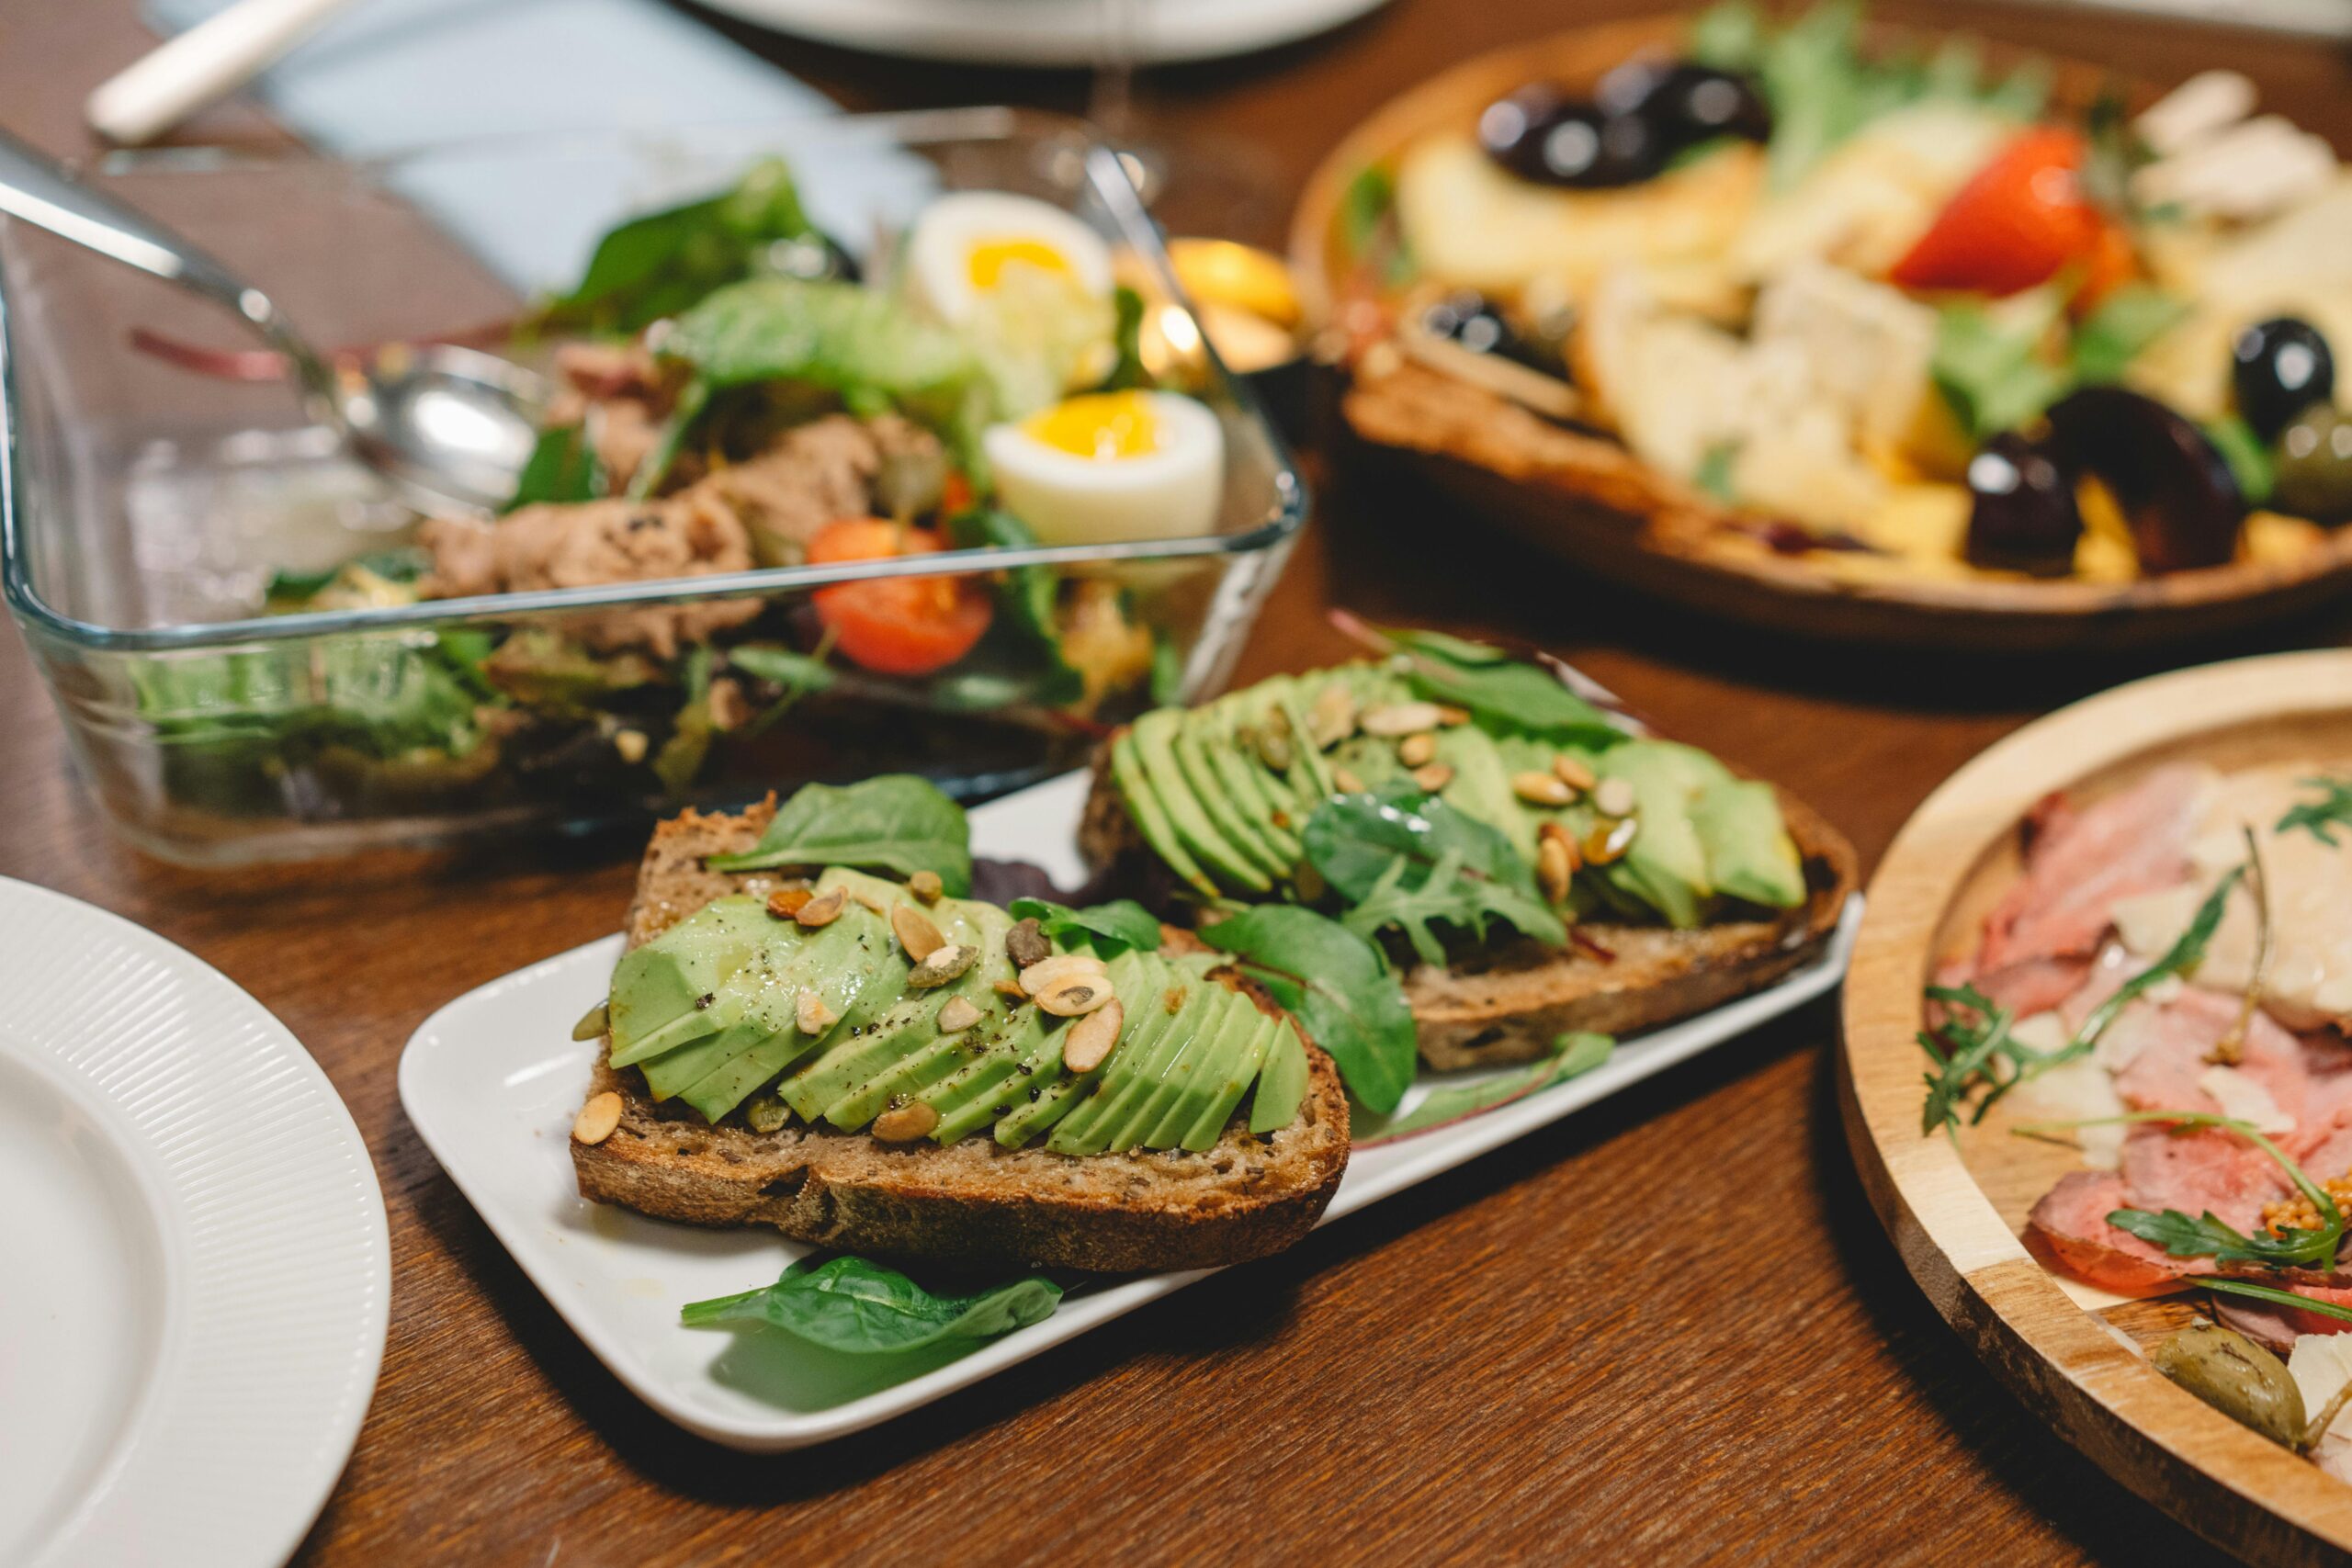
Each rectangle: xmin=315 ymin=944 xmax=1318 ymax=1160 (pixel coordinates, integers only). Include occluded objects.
xmin=6 ymin=0 xmax=2350 ymax=1562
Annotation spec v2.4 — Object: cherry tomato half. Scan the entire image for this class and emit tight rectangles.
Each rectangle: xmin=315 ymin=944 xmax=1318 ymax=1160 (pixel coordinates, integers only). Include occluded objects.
xmin=807 ymin=518 xmax=993 ymax=677
xmin=1891 ymin=128 xmax=2113 ymax=299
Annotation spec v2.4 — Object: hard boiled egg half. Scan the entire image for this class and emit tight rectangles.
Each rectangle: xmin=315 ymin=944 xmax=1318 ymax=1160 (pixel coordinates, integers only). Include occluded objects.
xmin=984 ymin=389 xmax=1225 ymax=546
xmin=907 ymin=191 xmax=1114 ymax=325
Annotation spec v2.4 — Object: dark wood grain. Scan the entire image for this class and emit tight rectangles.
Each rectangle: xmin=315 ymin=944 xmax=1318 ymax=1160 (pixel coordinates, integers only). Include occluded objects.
xmin=5 ymin=1 xmax=2348 ymax=1562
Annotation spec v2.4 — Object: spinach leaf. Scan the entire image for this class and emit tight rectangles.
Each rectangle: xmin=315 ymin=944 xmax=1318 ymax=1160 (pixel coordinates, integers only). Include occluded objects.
xmin=705 ymin=774 xmax=972 ymax=893
xmin=947 ymin=509 xmax=1076 ymax=678
xmin=1009 ymin=897 xmax=1163 ymax=956
xmin=2069 ymin=287 xmax=2190 ymax=386
xmin=504 ymin=423 xmax=607 ymax=513
xmin=1303 ymin=784 xmax=1566 ymax=963
xmin=681 ymin=1255 xmax=1061 ymax=1354
xmin=1196 ymin=904 xmax=1418 ymax=1113
xmin=2278 ymin=776 xmax=2352 ymax=847
xmin=1932 ymin=293 xmax=2070 ymax=443
xmin=264 ymin=547 xmax=432 ymax=605
xmin=543 ymin=157 xmax=815 ymax=335
xmin=1369 ymin=625 xmax=1621 ymax=745
xmin=726 ymin=643 xmax=837 ymax=736
xmin=1357 ymin=1032 xmax=1613 ymax=1144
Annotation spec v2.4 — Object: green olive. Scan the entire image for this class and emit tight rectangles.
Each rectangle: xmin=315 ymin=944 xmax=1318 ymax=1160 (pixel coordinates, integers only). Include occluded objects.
xmin=2153 ymin=1322 xmax=2308 ymax=1449
xmin=2272 ymin=405 xmax=2352 ymax=522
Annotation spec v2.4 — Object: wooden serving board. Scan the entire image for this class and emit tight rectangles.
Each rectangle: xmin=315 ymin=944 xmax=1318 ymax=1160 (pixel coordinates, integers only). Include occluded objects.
xmin=1840 ymin=649 xmax=2352 ymax=1563
xmin=1288 ymin=20 xmax=2352 ymax=653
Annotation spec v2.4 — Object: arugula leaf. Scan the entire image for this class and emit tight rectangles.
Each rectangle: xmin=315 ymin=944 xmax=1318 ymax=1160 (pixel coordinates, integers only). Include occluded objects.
xmin=264 ymin=547 xmax=432 ymax=605
xmin=705 ymin=774 xmax=972 ymax=893
xmin=1196 ymin=904 xmax=1419 ymax=1113
xmin=2202 ymin=414 xmax=2275 ymax=509
xmin=2203 ymin=1277 xmax=2352 ymax=1328
xmin=2043 ymin=1109 xmax=2346 ymax=1269
xmin=1009 ymin=897 xmax=1163 ymax=956
xmin=944 ymin=506 xmax=1081 ymax=707
xmin=1303 ymin=784 xmax=1566 ymax=964
xmin=2276 ymin=776 xmax=2352 ymax=847
xmin=726 ymin=643 xmax=836 ymax=694
xmin=681 ymin=1254 xmax=1061 ymax=1354
xmin=504 ymin=423 xmax=607 ymax=513
xmin=1932 ymin=293 xmax=2071 ymax=442
xmin=1337 ymin=164 xmax=1414 ymax=288
xmin=1104 ymin=284 xmax=1152 ymax=392
xmin=542 ymin=156 xmax=816 ymax=335
xmin=2071 ymin=864 xmax=2243 ymax=1053
xmin=1357 ymin=1032 xmax=1613 ymax=1144
xmin=2069 ymin=287 xmax=2190 ymax=386
xmin=1360 ymin=624 xmax=1622 ymax=746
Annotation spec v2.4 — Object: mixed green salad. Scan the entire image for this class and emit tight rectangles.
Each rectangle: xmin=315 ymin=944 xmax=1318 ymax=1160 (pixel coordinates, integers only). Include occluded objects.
xmin=130 ymin=157 xmax=1234 ymax=828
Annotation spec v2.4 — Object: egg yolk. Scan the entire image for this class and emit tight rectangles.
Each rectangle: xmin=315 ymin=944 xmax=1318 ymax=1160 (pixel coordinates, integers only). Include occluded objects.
xmin=967 ymin=237 xmax=1075 ymax=291
xmin=1023 ymin=391 xmax=1159 ymax=460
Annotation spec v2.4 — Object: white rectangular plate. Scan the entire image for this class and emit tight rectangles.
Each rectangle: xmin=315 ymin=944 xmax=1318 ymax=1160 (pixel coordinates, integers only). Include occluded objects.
xmin=402 ymin=770 xmax=1860 ymax=1450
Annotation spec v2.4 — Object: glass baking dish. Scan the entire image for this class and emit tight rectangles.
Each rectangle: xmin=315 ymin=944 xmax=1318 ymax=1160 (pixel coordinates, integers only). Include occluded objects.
xmin=0 ymin=108 xmax=1305 ymax=864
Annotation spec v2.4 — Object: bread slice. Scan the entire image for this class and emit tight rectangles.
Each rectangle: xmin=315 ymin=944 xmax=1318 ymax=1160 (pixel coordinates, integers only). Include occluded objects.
xmin=1080 ymin=751 xmax=1859 ymax=1071
xmin=570 ymin=802 xmax=1351 ymax=1273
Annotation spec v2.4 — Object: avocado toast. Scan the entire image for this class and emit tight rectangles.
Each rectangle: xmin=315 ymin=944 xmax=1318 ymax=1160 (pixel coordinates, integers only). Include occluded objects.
xmin=570 ymin=795 xmax=1350 ymax=1273
xmin=1080 ymin=627 xmax=1859 ymax=1068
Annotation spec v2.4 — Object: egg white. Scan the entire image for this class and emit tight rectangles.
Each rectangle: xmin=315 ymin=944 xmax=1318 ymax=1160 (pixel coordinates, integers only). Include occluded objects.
xmin=984 ymin=391 xmax=1226 ymax=547
xmin=907 ymin=191 xmax=1114 ymax=327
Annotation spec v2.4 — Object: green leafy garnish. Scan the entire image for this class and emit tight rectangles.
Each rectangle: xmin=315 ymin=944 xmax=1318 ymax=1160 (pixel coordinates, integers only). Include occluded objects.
xmin=503 ymin=423 xmax=607 ymax=513
xmin=1196 ymin=904 xmax=1419 ymax=1113
xmin=1920 ymin=864 xmax=2243 ymax=1136
xmin=1342 ymin=619 xmax=1622 ymax=746
xmin=944 ymin=506 xmax=1082 ymax=708
xmin=1302 ymin=784 xmax=1566 ymax=964
xmin=1357 ymin=1032 xmax=1613 ymax=1144
xmin=681 ymin=1254 xmax=1061 ymax=1354
xmin=1148 ymin=631 xmax=1185 ymax=706
xmin=725 ymin=642 xmax=837 ymax=735
xmin=2202 ymin=1277 xmax=2352 ymax=1327
xmin=2203 ymin=415 xmax=2276 ymax=509
xmin=540 ymin=156 xmax=817 ymax=336
xmin=705 ymin=774 xmax=972 ymax=893
xmin=1931 ymin=292 xmax=2071 ymax=443
xmin=1693 ymin=442 xmax=1739 ymax=504
xmin=2069 ymin=287 xmax=2191 ymax=386
xmin=1337 ymin=164 xmax=1414 ymax=288
xmin=2278 ymin=776 xmax=2352 ymax=847
xmin=1105 ymin=284 xmax=1152 ymax=392
xmin=263 ymin=547 xmax=431 ymax=605
xmin=1008 ymin=897 xmax=1164 ymax=956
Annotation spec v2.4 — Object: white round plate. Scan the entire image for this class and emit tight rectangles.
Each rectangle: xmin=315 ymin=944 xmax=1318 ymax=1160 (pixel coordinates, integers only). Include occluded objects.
xmin=0 ymin=878 xmax=389 ymax=1568
xmin=696 ymin=0 xmax=1390 ymax=66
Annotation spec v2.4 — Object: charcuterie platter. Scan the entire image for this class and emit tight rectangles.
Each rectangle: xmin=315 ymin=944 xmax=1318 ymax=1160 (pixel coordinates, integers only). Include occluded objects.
xmin=1842 ymin=649 xmax=2352 ymax=1563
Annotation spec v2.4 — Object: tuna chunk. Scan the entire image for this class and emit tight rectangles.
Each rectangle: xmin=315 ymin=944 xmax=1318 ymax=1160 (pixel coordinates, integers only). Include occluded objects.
xmin=420 ymin=496 xmax=759 ymax=658
xmin=1976 ymin=764 xmax=2210 ymax=973
xmin=681 ymin=414 xmax=944 ymax=567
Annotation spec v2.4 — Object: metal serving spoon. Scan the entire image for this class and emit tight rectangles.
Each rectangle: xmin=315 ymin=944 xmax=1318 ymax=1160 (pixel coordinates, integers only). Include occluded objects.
xmin=0 ymin=127 xmax=542 ymax=516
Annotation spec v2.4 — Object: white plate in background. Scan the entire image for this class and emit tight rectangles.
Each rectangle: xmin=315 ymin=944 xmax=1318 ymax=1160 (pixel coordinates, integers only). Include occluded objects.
xmin=401 ymin=770 xmax=1858 ymax=1451
xmin=697 ymin=0 xmax=1391 ymax=66
xmin=0 ymin=878 xmax=389 ymax=1568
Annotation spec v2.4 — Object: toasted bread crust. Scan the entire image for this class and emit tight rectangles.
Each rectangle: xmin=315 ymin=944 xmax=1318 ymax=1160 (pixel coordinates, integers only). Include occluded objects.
xmin=572 ymin=806 xmax=1350 ymax=1273
xmin=1080 ymin=740 xmax=1859 ymax=1070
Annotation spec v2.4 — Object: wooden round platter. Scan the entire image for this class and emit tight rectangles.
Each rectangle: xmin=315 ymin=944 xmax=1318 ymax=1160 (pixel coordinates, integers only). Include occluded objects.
xmin=1288 ymin=20 xmax=2352 ymax=653
xmin=1840 ymin=648 xmax=2352 ymax=1563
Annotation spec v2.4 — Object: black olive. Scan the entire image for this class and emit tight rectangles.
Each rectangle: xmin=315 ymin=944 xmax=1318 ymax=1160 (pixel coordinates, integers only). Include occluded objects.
xmin=2274 ymin=404 xmax=2352 ymax=523
xmin=1600 ymin=60 xmax=1772 ymax=147
xmin=2044 ymin=386 xmax=2245 ymax=573
xmin=1477 ymin=87 xmax=1668 ymax=188
xmin=1418 ymin=290 xmax=1557 ymax=374
xmin=1965 ymin=432 xmax=2082 ymax=576
xmin=2233 ymin=316 xmax=2335 ymax=440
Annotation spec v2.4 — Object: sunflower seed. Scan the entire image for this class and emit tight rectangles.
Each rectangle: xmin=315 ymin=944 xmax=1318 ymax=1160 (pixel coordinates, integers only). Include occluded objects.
xmin=873 ymin=1101 xmax=939 ymax=1142
xmin=891 ymin=902 xmax=946 ymax=962
xmin=1512 ymin=771 xmax=1574 ymax=807
xmin=1362 ymin=700 xmax=1442 ymax=737
xmin=1553 ymin=754 xmax=1598 ymax=791
xmin=1396 ymin=732 xmax=1437 ymax=767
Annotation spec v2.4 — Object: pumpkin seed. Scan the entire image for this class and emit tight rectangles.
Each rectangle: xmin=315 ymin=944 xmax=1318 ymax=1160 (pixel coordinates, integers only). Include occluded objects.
xmin=907 ymin=943 xmax=979 ymax=989
xmin=1062 ymin=998 xmax=1125 ymax=1073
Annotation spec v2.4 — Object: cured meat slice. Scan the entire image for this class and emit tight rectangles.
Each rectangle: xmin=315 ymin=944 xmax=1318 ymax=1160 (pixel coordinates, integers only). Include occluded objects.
xmin=2218 ymin=1286 xmax=2352 ymax=1351
xmin=2104 ymin=987 xmax=2310 ymax=1134
xmin=1976 ymin=764 xmax=2208 ymax=973
xmin=2119 ymin=1123 xmax=2290 ymax=1233
xmin=2027 ymin=1169 xmax=2210 ymax=1295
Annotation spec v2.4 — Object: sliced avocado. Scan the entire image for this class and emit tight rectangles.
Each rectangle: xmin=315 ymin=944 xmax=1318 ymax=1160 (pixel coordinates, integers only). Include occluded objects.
xmin=1111 ymin=729 xmax=1216 ymax=897
xmin=775 ymin=895 xmax=1012 ymax=1121
xmin=1126 ymin=987 xmax=1258 ymax=1152
xmin=1182 ymin=1009 xmax=1277 ymax=1151
xmin=1430 ymin=724 xmax=1531 ymax=855
xmin=640 ymin=1017 xmax=773 ymax=1102
xmin=932 ymin=1015 xmax=1062 ymax=1145
xmin=1195 ymin=698 xmax=1303 ymax=868
xmin=1172 ymin=707 xmax=1288 ymax=884
xmin=997 ymin=953 xmax=1177 ymax=1147
xmin=1691 ymin=775 xmax=1807 ymax=908
xmin=605 ymin=895 xmax=772 ymax=1065
xmin=1133 ymin=707 xmax=1268 ymax=893
xmin=911 ymin=1005 xmax=1048 ymax=1130
xmin=1248 ymin=1018 xmax=1310 ymax=1134
xmin=1267 ymin=679 xmax=1337 ymax=798
xmin=1049 ymin=967 xmax=1214 ymax=1156
xmin=1228 ymin=679 xmax=1325 ymax=834
xmin=1597 ymin=740 xmax=1713 ymax=930
xmin=826 ymin=1030 xmax=977 ymax=1129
